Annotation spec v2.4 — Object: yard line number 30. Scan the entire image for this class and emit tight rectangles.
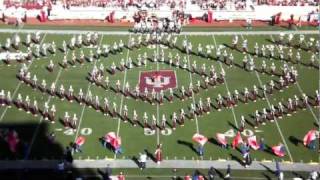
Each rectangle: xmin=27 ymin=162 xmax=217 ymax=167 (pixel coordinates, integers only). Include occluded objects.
xmin=144 ymin=128 xmax=172 ymax=136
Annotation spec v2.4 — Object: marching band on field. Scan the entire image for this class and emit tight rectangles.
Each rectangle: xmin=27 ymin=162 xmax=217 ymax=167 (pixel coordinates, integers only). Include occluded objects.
xmin=0 ymin=31 xmax=319 ymax=161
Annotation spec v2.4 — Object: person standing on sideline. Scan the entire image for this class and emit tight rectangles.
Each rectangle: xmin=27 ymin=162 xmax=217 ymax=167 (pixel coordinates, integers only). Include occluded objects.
xmin=64 ymin=146 xmax=73 ymax=164
xmin=275 ymin=161 xmax=284 ymax=180
xmin=117 ymin=171 xmax=125 ymax=180
xmin=259 ymin=137 xmax=265 ymax=151
xmin=309 ymin=170 xmax=319 ymax=180
xmin=139 ymin=152 xmax=147 ymax=170
xmin=208 ymin=166 xmax=216 ymax=180
xmin=225 ymin=164 xmax=231 ymax=179
xmin=197 ymin=144 xmax=204 ymax=157
xmin=243 ymin=150 xmax=252 ymax=168
xmin=104 ymin=164 xmax=112 ymax=180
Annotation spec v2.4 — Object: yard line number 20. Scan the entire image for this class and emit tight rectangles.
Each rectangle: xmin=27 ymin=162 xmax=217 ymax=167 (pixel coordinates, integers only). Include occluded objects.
xmin=63 ymin=128 xmax=92 ymax=136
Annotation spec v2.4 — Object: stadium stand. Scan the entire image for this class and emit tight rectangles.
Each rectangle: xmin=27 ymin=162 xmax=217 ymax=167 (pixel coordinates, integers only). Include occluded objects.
xmin=0 ymin=0 xmax=318 ymax=27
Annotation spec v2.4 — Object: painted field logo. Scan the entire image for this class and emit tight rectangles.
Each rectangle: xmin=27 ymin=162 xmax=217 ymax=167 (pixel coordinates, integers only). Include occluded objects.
xmin=139 ymin=70 xmax=177 ymax=92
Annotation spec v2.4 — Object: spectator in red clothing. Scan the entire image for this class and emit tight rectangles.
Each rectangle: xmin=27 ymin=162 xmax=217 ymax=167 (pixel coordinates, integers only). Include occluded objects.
xmin=118 ymin=171 xmax=125 ymax=180
xmin=184 ymin=174 xmax=191 ymax=180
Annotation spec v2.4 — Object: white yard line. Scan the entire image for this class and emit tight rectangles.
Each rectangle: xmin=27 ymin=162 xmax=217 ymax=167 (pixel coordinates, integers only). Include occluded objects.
xmin=240 ymin=34 xmax=293 ymax=162
xmin=26 ymin=67 xmax=63 ymax=159
xmin=156 ymin=100 xmax=160 ymax=145
xmin=185 ymin=35 xmax=200 ymax=134
xmin=0 ymin=33 xmax=47 ymax=122
xmin=114 ymin=33 xmax=131 ymax=159
xmin=211 ymin=35 xmax=239 ymax=128
xmin=0 ymin=29 xmax=318 ymax=36
xmin=156 ymin=35 xmax=160 ymax=145
xmin=74 ymin=35 xmax=105 ymax=141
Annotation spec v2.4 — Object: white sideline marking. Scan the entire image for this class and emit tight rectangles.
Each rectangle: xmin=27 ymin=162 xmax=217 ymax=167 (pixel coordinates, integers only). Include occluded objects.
xmin=0 ymin=33 xmax=47 ymax=122
xmin=114 ymin=34 xmax=131 ymax=159
xmin=212 ymin=35 xmax=239 ymax=128
xmin=240 ymin=34 xmax=293 ymax=162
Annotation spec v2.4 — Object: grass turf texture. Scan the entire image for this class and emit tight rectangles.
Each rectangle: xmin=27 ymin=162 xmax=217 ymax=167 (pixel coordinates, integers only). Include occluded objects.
xmin=0 ymin=31 xmax=318 ymax=165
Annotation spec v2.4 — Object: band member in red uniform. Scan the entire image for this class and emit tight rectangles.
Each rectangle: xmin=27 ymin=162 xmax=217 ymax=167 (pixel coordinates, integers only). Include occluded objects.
xmin=159 ymin=90 xmax=164 ymax=105
xmin=217 ymin=94 xmax=223 ymax=111
xmin=179 ymin=109 xmax=185 ymax=126
xmin=132 ymin=110 xmax=138 ymax=126
xmin=226 ymin=92 xmax=234 ymax=108
xmin=115 ymin=80 xmax=121 ymax=93
xmin=0 ymin=90 xmax=5 ymax=106
xmin=63 ymin=111 xmax=70 ymax=128
xmin=239 ymin=116 xmax=245 ymax=132
xmin=168 ymin=88 xmax=174 ymax=102
xmin=124 ymin=82 xmax=130 ymax=97
xmin=47 ymin=60 xmax=54 ymax=72
xmin=67 ymin=85 xmax=74 ymax=102
xmin=30 ymin=100 xmax=38 ymax=116
xmin=143 ymin=112 xmax=149 ymax=128
xmin=123 ymin=105 xmax=128 ymax=123
xmin=154 ymin=144 xmax=162 ymax=164
xmin=49 ymin=104 xmax=56 ymax=123
xmin=315 ymin=90 xmax=320 ymax=107
xmin=5 ymin=91 xmax=12 ymax=107
xmin=172 ymin=112 xmax=177 ymax=130
xmin=112 ymin=102 xmax=117 ymax=118
xmin=151 ymin=115 xmax=157 ymax=130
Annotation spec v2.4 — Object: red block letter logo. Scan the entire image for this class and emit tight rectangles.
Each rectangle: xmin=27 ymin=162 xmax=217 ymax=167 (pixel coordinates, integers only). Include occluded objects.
xmin=139 ymin=70 xmax=177 ymax=92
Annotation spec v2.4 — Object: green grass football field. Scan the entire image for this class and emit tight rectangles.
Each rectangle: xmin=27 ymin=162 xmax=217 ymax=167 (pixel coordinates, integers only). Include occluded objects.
xmin=0 ymin=28 xmax=318 ymax=167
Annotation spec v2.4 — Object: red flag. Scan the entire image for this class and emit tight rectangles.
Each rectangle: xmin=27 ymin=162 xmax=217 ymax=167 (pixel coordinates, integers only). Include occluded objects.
xmin=105 ymin=132 xmax=116 ymax=140
xmin=272 ymin=144 xmax=285 ymax=157
xmin=75 ymin=136 xmax=86 ymax=146
xmin=216 ymin=133 xmax=227 ymax=146
xmin=192 ymin=133 xmax=208 ymax=146
xmin=303 ymin=130 xmax=317 ymax=146
xmin=247 ymin=136 xmax=259 ymax=150
xmin=114 ymin=137 xmax=122 ymax=149
xmin=105 ymin=132 xmax=121 ymax=149
xmin=232 ymin=132 xmax=243 ymax=149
